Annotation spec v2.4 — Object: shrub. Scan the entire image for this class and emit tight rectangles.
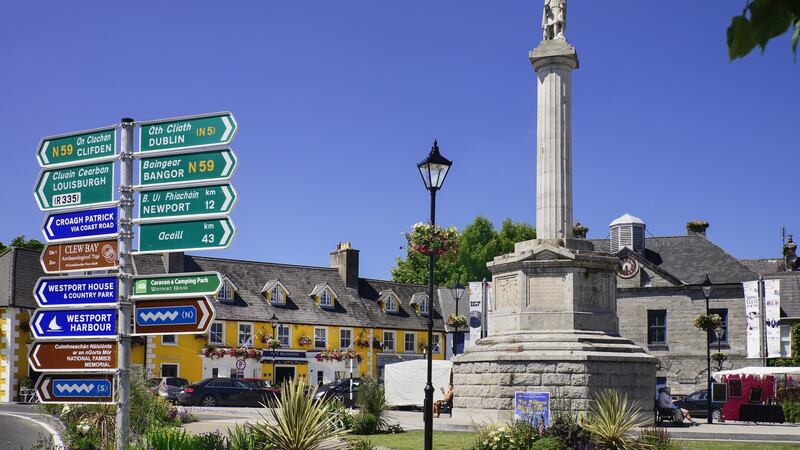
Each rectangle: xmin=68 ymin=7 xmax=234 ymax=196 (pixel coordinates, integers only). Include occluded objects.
xmin=226 ymin=423 xmax=273 ymax=450
xmin=349 ymin=438 xmax=377 ymax=450
xmin=783 ymin=401 xmax=800 ymax=423
xmin=546 ymin=410 xmax=591 ymax=448
xmin=356 ymin=377 xmax=387 ymax=429
xmin=471 ymin=420 xmax=539 ymax=450
xmin=580 ymin=389 xmax=648 ymax=450
xmin=191 ymin=431 xmax=227 ymax=450
xmin=531 ymin=436 xmax=568 ymax=450
xmin=352 ymin=411 xmax=381 ymax=435
xmin=386 ymin=423 xmax=405 ymax=434
xmin=143 ymin=426 xmax=193 ymax=449
xmin=250 ymin=378 xmax=347 ymax=450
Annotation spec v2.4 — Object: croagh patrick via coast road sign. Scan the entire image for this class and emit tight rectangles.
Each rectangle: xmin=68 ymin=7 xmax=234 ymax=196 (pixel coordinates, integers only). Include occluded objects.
xmin=34 ymin=162 xmax=115 ymax=210
xmin=139 ymin=112 xmax=237 ymax=153
xmin=42 ymin=206 xmax=118 ymax=242
xmin=37 ymin=126 xmax=116 ymax=167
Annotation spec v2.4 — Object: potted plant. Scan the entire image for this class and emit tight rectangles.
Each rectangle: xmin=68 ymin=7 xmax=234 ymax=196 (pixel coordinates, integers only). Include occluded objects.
xmin=694 ymin=314 xmax=723 ymax=331
xmin=298 ymin=336 xmax=313 ymax=346
xmin=446 ymin=314 xmax=467 ymax=329
xmin=266 ymin=337 xmax=281 ymax=350
xmin=405 ymin=222 xmax=460 ymax=257
xmin=246 ymin=348 xmax=261 ymax=359
xmin=372 ymin=338 xmax=383 ymax=350
xmin=711 ymin=352 xmax=727 ymax=363
xmin=573 ymin=223 xmax=589 ymax=240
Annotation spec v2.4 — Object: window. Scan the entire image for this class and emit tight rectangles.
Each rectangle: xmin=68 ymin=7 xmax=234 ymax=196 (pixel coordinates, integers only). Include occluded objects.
xmin=781 ymin=325 xmax=792 ymax=358
xmin=160 ymin=364 xmax=178 ymax=377
xmin=314 ymin=327 xmax=328 ymax=349
xmin=385 ymin=296 xmax=398 ymax=313
xmin=238 ymin=323 xmax=253 ymax=347
xmin=432 ymin=334 xmax=441 ymax=354
xmin=729 ymin=379 xmax=743 ymax=397
xmin=404 ymin=332 xmax=416 ymax=353
xmin=317 ymin=371 xmax=325 ymax=385
xmin=340 ymin=328 xmax=352 ymax=349
xmin=418 ymin=296 xmax=429 ymax=315
xmin=320 ymin=289 xmax=333 ymax=307
xmin=383 ymin=331 xmax=395 ymax=352
xmin=210 ymin=322 xmax=224 ymax=345
xmin=161 ymin=335 xmax=176 ymax=346
xmin=278 ymin=325 xmax=291 ymax=347
xmin=709 ymin=309 xmax=728 ymax=344
xmin=647 ymin=310 xmax=667 ymax=345
xmin=270 ymin=285 xmax=285 ymax=304
xmin=219 ymin=280 xmax=234 ymax=302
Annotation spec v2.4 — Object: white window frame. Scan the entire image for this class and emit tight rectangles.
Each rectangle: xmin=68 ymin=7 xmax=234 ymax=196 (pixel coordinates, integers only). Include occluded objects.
xmin=404 ymin=332 xmax=416 ymax=353
xmin=160 ymin=363 xmax=180 ymax=378
xmin=433 ymin=333 xmax=441 ymax=354
xmin=209 ymin=321 xmax=225 ymax=346
xmin=320 ymin=289 xmax=333 ymax=307
xmin=219 ymin=280 xmax=234 ymax=302
xmin=781 ymin=325 xmax=792 ymax=358
xmin=385 ymin=296 xmax=398 ymax=313
xmin=383 ymin=331 xmax=395 ymax=352
xmin=314 ymin=327 xmax=328 ymax=349
xmin=270 ymin=285 xmax=285 ymax=304
xmin=238 ymin=322 xmax=254 ymax=347
xmin=277 ymin=324 xmax=291 ymax=347
xmin=418 ymin=296 xmax=429 ymax=315
xmin=161 ymin=334 xmax=177 ymax=346
xmin=339 ymin=328 xmax=353 ymax=350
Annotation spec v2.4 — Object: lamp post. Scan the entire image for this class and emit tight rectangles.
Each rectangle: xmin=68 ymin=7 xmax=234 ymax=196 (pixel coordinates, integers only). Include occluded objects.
xmin=417 ymin=139 xmax=452 ymax=450
xmin=701 ymin=274 xmax=714 ymax=424
xmin=449 ymin=280 xmax=465 ymax=359
xmin=714 ymin=326 xmax=725 ymax=371
xmin=270 ymin=313 xmax=279 ymax=386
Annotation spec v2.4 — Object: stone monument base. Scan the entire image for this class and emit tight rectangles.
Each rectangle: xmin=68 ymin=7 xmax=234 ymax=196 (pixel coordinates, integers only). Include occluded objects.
xmin=452 ymin=330 xmax=657 ymax=415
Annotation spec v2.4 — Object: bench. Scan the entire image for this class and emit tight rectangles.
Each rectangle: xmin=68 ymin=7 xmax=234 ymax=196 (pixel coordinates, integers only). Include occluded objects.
xmin=438 ymin=398 xmax=453 ymax=417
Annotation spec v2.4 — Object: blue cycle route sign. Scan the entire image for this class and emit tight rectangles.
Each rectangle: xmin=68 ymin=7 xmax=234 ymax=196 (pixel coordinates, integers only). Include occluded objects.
xmin=31 ymin=308 xmax=117 ymax=339
xmin=514 ymin=391 xmax=550 ymax=427
xmin=53 ymin=378 xmax=112 ymax=398
xmin=42 ymin=206 xmax=118 ymax=242
xmin=136 ymin=305 xmax=196 ymax=326
xmin=34 ymin=276 xmax=118 ymax=308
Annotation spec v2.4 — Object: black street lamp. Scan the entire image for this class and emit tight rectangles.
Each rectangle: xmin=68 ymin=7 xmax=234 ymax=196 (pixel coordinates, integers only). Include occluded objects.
xmin=270 ymin=313 xmax=279 ymax=386
xmin=417 ymin=139 xmax=452 ymax=450
xmin=714 ymin=326 xmax=725 ymax=371
xmin=701 ymin=274 xmax=713 ymax=424
xmin=449 ymin=280 xmax=466 ymax=359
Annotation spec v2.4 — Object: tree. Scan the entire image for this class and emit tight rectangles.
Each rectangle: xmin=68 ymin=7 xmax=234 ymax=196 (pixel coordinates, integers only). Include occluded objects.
xmin=0 ymin=235 xmax=45 ymax=254
xmin=391 ymin=216 xmax=535 ymax=285
xmin=728 ymin=0 xmax=800 ymax=61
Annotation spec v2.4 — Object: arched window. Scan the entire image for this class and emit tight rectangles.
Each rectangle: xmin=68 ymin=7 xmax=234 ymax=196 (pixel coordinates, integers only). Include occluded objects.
xmin=385 ymin=296 xmax=398 ymax=313
xmin=270 ymin=285 xmax=285 ymax=304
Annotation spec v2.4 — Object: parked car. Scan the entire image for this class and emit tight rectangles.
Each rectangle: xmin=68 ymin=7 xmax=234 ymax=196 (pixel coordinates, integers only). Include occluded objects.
xmin=178 ymin=377 xmax=265 ymax=407
xmin=241 ymin=378 xmax=281 ymax=404
xmin=313 ymin=378 xmax=362 ymax=406
xmin=674 ymin=389 xmax=725 ymax=421
xmin=151 ymin=377 xmax=189 ymax=402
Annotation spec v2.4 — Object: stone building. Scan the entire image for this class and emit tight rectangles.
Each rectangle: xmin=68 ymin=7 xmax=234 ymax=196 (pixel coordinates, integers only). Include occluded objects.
xmin=591 ymin=214 xmax=759 ymax=394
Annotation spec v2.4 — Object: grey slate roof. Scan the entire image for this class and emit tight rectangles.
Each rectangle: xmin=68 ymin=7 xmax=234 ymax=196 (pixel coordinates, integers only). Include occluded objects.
xmin=437 ymin=287 xmax=472 ymax=332
xmin=767 ymin=272 xmax=800 ymax=318
xmin=133 ymin=253 xmax=444 ymax=332
xmin=0 ymin=247 xmax=44 ymax=309
xmin=741 ymin=259 xmax=785 ymax=276
xmin=589 ymin=236 xmax=757 ymax=285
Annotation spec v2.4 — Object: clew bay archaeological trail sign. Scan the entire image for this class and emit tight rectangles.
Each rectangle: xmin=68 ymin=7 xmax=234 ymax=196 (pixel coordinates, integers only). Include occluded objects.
xmin=138 ymin=112 xmax=237 ymax=153
xmin=40 ymin=239 xmax=118 ymax=274
xmin=136 ymin=218 xmax=235 ymax=253
xmin=131 ymin=272 xmax=222 ymax=299
xmin=34 ymin=162 xmax=115 ymax=210
xmin=138 ymin=184 xmax=236 ymax=221
xmin=29 ymin=341 xmax=118 ymax=372
xmin=37 ymin=127 xmax=116 ymax=167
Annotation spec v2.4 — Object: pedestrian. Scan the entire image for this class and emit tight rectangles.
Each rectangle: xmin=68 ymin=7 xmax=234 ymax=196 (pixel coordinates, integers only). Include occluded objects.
xmin=658 ymin=386 xmax=697 ymax=426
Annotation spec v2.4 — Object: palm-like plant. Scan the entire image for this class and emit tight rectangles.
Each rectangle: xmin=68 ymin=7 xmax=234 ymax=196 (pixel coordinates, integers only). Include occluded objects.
xmin=251 ymin=378 xmax=348 ymax=450
xmin=580 ymin=389 xmax=648 ymax=450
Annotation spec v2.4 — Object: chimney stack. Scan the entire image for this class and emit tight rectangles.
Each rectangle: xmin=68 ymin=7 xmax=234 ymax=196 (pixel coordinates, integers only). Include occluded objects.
xmin=330 ymin=242 xmax=359 ymax=289
xmin=686 ymin=220 xmax=709 ymax=238
xmin=784 ymin=235 xmax=798 ymax=271
xmin=162 ymin=252 xmax=184 ymax=274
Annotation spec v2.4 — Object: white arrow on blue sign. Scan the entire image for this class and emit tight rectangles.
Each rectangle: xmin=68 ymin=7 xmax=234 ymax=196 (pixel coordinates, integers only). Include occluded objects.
xmin=41 ymin=206 xmax=119 ymax=242
xmin=31 ymin=308 xmax=117 ymax=340
xmin=33 ymin=275 xmax=118 ymax=308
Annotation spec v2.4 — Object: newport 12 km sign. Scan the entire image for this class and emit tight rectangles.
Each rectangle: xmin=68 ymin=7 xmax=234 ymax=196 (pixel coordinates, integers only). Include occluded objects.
xmin=139 ymin=112 xmax=237 ymax=153
xmin=139 ymin=184 xmax=236 ymax=221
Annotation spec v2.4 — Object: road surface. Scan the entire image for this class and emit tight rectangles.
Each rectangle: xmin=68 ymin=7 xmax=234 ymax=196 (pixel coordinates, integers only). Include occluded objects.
xmin=0 ymin=404 xmax=60 ymax=449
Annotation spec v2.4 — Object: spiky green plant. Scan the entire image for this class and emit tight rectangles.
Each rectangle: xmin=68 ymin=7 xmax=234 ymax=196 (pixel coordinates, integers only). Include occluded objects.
xmin=355 ymin=377 xmax=387 ymax=429
xmin=251 ymin=378 xmax=348 ymax=450
xmin=580 ymin=389 xmax=649 ymax=450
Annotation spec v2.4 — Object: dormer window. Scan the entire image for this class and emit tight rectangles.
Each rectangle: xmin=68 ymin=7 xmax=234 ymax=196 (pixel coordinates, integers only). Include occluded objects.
xmin=218 ymin=277 xmax=237 ymax=303
xmin=309 ymin=283 xmax=336 ymax=309
xmin=385 ymin=296 xmax=398 ymax=313
xmin=261 ymin=280 xmax=289 ymax=305
xmin=410 ymin=292 xmax=429 ymax=316
xmin=320 ymin=289 xmax=333 ymax=307
xmin=270 ymin=286 xmax=285 ymax=304
xmin=419 ymin=297 xmax=429 ymax=315
xmin=378 ymin=290 xmax=400 ymax=314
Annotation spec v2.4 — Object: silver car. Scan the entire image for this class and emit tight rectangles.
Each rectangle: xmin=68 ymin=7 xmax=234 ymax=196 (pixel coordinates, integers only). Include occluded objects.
xmin=156 ymin=377 xmax=189 ymax=402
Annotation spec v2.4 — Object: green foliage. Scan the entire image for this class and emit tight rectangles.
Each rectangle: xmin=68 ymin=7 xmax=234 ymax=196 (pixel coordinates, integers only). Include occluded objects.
xmin=322 ymin=397 xmax=355 ymax=432
xmin=783 ymin=401 xmax=800 ymax=423
xmin=471 ymin=420 xmax=539 ymax=450
xmin=727 ymin=0 xmax=800 ymax=61
xmin=356 ymin=377 xmax=387 ymax=428
xmin=226 ymin=424 xmax=272 ymax=450
xmin=638 ymin=427 xmax=685 ymax=450
xmin=545 ymin=410 xmax=590 ymax=448
xmin=0 ymin=235 xmax=45 ymax=254
xmin=352 ymin=411 xmax=381 ymax=435
xmin=348 ymin=438 xmax=377 ymax=450
xmin=392 ymin=215 xmax=535 ymax=285
xmin=531 ymin=436 xmax=568 ymax=450
xmin=580 ymin=389 xmax=649 ymax=450
xmin=251 ymin=378 xmax=347 ymax=450
xmin=142 ymin=427 xmax=193 ymax=449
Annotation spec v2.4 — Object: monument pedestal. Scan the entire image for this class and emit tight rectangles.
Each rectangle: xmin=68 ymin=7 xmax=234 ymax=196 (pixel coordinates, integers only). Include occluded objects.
xmin=452 ymin=241 xmax=656 ymax=414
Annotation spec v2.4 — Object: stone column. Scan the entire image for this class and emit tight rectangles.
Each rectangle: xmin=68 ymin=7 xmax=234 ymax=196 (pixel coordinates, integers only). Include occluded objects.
xmin=531 ymin=39 xmax=578 ymax=240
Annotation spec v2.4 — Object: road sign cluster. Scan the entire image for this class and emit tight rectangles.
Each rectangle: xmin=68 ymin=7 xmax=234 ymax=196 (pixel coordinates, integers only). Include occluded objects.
xmin=30 ymin=112 xmax=235 ymax=406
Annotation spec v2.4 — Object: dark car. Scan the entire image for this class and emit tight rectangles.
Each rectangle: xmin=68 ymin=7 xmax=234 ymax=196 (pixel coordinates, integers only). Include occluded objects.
xmin=675 ymin=389 xmax=725 ymax=421
xmin=242 ymin=378 xmax=281 ymax=404
xmin=313 ymin=378 xmax=362 ymax=406
xmin=178 ymin=377 xmax=268 ymax=407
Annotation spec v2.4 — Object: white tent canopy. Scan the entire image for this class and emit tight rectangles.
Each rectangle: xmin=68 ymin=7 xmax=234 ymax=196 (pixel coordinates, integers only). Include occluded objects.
xmin=713 ymin=366 xmax=800 ymax=382
xmin=384 ymin=359 xmax=452 ymax=407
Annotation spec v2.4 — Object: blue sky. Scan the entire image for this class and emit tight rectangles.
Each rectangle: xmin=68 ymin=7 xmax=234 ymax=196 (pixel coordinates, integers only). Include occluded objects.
xmin=1 ymin=1 xmax=797 ymax=280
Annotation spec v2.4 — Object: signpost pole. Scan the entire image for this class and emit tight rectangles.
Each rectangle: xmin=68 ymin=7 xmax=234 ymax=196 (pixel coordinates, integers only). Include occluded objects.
xmin=116 ymin=118 xmax=135 ymax=449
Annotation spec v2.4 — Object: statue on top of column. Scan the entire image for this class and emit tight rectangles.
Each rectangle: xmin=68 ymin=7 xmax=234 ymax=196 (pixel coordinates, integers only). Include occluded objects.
xmin=542 ymin=0 xmax=566 ymax=40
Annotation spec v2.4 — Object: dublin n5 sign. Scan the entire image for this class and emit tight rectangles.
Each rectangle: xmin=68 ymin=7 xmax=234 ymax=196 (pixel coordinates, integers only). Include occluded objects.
xmin=34 ymin=162 xmax=115 ymax=210
xmin=137 ymin=218 xmax=235 ymax=253
xmin=139 ymin=184 xmax=236 ymax=221
xmin=37 ymin=127 xmax=116 ymax=167
xmin=138 ymin=149 xmax=237 ymax=188
xmin=138 ymin=112 xmax=237 ymax=153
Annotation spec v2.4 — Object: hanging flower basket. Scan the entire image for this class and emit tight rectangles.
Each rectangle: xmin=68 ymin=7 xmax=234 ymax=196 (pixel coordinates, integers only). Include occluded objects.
xmin=419 ymin=343 xmax=428 ymax=352
xmin=446 ymin=314 xmax=467 ymax=329
xmin=372 ymin=338 xmax=384 ymax=350
xmin=298 ymin=336 xmax=313 ymax=346
xmin=266 ymin=338 xmax=281 ymax=350
xmin=694 ymin=314 xmax=723 ymax=332
xmin=405 ymin=222 xmax=460 ymax=257
xmin=315 ymin=350 xmax=362 ymax=363
xmin=711 ymin=352 xmax=727 ymax=363
xmin=356 ymin=338 xmax=371 ymax=348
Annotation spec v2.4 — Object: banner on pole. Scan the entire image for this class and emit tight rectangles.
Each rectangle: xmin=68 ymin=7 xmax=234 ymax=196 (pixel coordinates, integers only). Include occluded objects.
xmin=764 ymin=279 xmax=781 ymax=358
xmin=468 ymin=282 xmax=483 ymax=349
xmin=743 ymin=280 xmax=762 ymax=359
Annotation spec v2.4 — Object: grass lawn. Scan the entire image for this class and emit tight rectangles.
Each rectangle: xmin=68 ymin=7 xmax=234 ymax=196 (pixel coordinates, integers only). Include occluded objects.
xmin=349 ymin=432 xmax=798 ymax=450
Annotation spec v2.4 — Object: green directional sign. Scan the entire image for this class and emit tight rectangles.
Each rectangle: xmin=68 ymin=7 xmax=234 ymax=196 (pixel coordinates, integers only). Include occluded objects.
xmin=138 ymin=149 xmax=237 ymax=188
xmin=139 ymin=184 xmax=237 ymax=221
xmin=131 ymin=272 xmax=223 ymax=299
xmin=139 ymin=112 xmax=237 ymax=153
xmin=37 ymin=127 xmax=116 ymax=167
xmin=137 ymin=218 xmax=235 ymax=253
xmin=34 ymin=162 xmax=115 ymax=211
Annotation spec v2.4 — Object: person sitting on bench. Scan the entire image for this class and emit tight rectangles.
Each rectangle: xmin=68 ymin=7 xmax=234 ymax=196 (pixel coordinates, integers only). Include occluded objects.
xmin=657 ymin=386 xmax=697 ymax=426
xmin=434 ymin=383 xmax=454 ymax=418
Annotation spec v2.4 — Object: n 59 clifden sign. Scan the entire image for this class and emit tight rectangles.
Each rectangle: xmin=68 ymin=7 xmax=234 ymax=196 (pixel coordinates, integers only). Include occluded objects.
xmin=37 ymin=127 xmax=116 ymax=167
